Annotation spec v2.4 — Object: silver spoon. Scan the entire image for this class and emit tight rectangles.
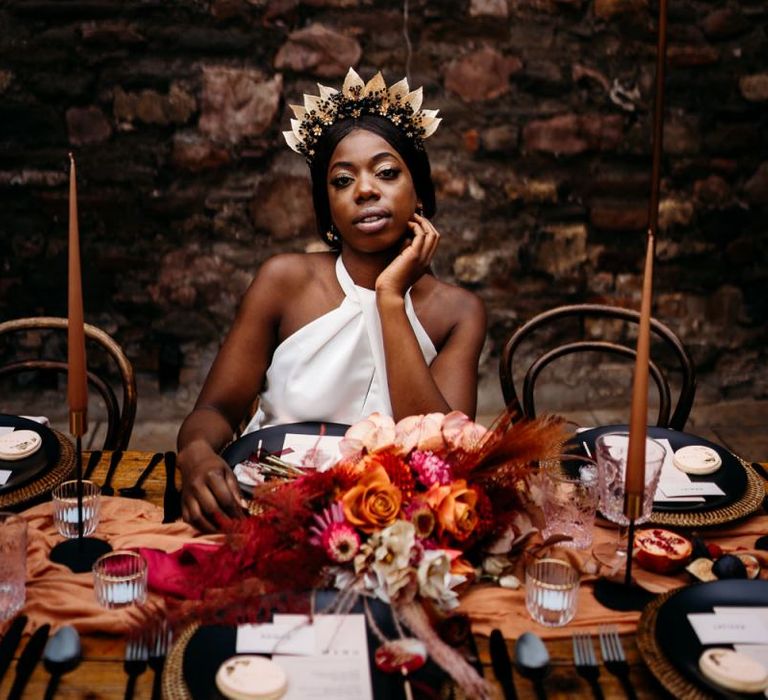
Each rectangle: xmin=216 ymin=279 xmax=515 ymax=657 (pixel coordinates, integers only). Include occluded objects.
xmin=43 ymin=626 xmax=81 ymax=700
xmin=515 ymin=631 xmax=550 ymax=700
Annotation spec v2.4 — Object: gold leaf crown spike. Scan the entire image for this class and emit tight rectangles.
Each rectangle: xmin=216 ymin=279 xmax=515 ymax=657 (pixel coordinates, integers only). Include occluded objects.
xmin=282 ymin=67 xmax=441 ymax=162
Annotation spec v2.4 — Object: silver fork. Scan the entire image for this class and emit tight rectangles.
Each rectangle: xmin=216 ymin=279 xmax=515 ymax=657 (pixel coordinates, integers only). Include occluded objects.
xmin=598 ymin=625 xmax=637 ymax=700
xmin=123 ymin=635 xmax=148 ymax=700
xmin=148 ymin=620 xmax=173 ymax=700
xmin=572 ymin=632 xmax=604 ymax=700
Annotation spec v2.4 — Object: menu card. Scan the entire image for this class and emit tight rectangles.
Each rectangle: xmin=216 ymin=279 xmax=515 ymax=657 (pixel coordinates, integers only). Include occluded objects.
xmin=237 ymin=614 xmax=372 ymax=700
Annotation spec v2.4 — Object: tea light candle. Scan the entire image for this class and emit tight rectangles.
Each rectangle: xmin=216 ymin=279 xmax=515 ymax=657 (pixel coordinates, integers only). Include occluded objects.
xmin=537 ymin=589 xmax=570 ymax=612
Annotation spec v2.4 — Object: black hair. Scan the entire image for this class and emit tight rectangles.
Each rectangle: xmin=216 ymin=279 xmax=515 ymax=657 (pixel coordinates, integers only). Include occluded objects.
xmin=309 ymin=114 xmax=436 ymax=248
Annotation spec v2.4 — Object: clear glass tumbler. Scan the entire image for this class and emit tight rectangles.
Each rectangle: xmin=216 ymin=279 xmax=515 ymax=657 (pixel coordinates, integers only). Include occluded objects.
xmin=525 ymin=558 xmax=580 ymax=627
xmin=52 ymin=479 xmax=101 ymax=538
xmin=594 ymin=433 xmax=667 ymax=526
xmin=93 ymin=551 xmax=148 ymax=609
xmin=0 ymin=512 xmax=27 ymax=621
xmin=540 ymin=462 xmax=598 ymax=549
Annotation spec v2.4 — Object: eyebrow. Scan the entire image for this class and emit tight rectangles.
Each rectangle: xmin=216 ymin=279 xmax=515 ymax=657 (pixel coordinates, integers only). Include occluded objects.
xmin=329 ymin=151 xmax=399 ymax=171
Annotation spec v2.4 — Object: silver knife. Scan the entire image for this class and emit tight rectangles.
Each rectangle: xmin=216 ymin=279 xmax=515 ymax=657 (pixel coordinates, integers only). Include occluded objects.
xmin=7 ymin=623 xmax=50 ymax=700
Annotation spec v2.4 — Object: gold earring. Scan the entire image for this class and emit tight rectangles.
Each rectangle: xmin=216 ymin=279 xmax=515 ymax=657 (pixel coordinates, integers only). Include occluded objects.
xmin=325 ymin=225 xmax=340 ymax=246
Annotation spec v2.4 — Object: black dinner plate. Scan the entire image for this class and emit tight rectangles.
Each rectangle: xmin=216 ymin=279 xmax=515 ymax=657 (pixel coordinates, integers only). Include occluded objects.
xmin=181 ymin=591 xmax=446 ymax=700
xmin=0 ymin=414 xmax=60 ymax=493
xmin=221 ymin=421 xmax=350 ymax=493
xmin=570 ymin=425 xmax=747 ymax=513
xmin=655 ymin=579 xmax=768 ymax=699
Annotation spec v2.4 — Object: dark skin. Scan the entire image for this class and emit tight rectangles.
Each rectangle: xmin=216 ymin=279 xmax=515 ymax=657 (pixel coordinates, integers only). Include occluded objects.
xmin=177 ymin=129 xmax=487 ymax=532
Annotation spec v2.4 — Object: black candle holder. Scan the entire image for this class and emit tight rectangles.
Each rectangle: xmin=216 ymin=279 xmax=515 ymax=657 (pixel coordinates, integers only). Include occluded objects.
xmin=49 ymin=436 xmax=111 ymax=573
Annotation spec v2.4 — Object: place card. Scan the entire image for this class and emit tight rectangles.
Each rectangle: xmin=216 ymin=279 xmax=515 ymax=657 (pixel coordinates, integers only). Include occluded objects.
xmin=281 ymin=434 xmax=344 ymax=471
xmin=688 ymin=612 xmax=768 ymax=645
xmin=0 ymin=469 xmax=11 ymax=485
xmin=660 ymin=482 xmax=725 ymax=498
xmin=237 ymin=620 xmax=317 ymax=655
xmin=714 ymin=607 xmax=768 ymax=625
xmin=271 ymin=614 xmax=373 ymax=700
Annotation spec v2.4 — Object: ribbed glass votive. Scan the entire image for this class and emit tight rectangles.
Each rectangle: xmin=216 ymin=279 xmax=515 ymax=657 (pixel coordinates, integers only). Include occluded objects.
xmin=93 ymin=551 xmax=147 ymax=609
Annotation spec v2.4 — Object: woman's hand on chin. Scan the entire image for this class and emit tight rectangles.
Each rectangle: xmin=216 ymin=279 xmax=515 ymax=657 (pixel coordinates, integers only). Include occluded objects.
xmin=179 ymin=442 xmax=246 ymax=533
xmin=375 ymin=213 xmax=440 ymax=299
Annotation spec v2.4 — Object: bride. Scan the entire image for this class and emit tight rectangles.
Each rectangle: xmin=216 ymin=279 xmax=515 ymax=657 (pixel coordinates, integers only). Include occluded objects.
xmin=177 ymin=69 xmax=487 ymax=532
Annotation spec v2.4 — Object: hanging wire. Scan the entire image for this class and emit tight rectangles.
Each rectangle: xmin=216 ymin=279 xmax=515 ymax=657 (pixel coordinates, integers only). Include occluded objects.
xmin=402 ymin=0 xmax=413 ymax=83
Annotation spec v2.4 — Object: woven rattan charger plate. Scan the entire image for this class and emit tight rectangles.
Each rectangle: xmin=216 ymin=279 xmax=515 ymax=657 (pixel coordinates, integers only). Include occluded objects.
xmin=162 ymin=622 xmax=198 ymax=700
xmin=636 ymin=588 xmax=709 ymax=699
xmin=650 ymin=460 xmax=764 ymax=528
xmin=0 ymin=429 xmax=75 ymax=509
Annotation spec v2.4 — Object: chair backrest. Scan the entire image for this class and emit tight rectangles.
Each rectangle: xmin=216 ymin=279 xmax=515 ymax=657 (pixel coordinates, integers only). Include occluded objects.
xmin=0 ymin=316 xmax=137 ymax=450
xmin=499 ymin=304 xmax=696 ymax=430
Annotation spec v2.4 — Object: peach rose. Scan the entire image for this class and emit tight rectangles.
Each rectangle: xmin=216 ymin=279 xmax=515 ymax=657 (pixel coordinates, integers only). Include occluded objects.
xmin=394 ymin=413 xmax=446 ymax=454
xmin=340 ymin=412 xmax=397 ymax=458
xmin=441 ymin=411 xmax=487 ymax=452
xmin=425 ymin=480 xmax=479 ymax=541
xmin=342 ymin=465 xmax=402 ymax=533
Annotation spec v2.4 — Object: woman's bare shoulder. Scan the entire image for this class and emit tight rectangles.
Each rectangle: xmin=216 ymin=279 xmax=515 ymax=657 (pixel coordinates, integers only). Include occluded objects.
xmin=413 ymin=276 xmax=486 ymax=346
xmin=239 ymin=252 xmax=333 ymax=302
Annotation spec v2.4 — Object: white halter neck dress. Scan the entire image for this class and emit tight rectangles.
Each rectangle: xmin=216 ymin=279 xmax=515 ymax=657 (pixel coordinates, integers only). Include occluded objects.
xmin=243 ymin=256 xmax=437 ymax=433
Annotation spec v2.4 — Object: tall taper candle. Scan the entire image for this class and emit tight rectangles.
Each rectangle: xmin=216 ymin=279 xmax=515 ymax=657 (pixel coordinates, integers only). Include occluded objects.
xmin=624 ymin=0 xmax=668 ymax=520
xmin=68 ymin=153 xmax=88 ymax=437
xmin=624 ymin=235 xmax=654 ymax=519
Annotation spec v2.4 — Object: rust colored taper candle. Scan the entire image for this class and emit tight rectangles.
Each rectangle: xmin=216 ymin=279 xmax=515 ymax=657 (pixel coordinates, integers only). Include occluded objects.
xmin=51 ymin=154 xmax=112 ymax=572
xmin=67 ymin=153 xmax=88 ymax=438
xmin=623 ymin=0 xmax=669 ymax=588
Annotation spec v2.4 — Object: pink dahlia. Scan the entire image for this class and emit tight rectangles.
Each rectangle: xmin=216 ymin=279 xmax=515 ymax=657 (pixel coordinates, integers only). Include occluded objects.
xmin=322 ymin=522 xmax=361 ymax=563
xmin=410 ymin=450 xmax=452 ymax=487
xmin=309 ymin=501 xmax=346 ymax=546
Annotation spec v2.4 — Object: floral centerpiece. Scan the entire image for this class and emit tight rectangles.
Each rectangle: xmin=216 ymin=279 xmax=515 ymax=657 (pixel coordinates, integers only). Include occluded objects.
xmin=172 ymin=410 xmax=569 ymax=699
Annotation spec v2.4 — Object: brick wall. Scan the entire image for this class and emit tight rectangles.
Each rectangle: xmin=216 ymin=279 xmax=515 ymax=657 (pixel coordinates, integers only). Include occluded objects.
xmin=1 ymin=0 xmax=766 ymax=414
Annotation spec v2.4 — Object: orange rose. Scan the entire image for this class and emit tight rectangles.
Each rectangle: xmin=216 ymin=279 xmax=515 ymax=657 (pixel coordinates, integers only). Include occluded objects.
xmin=342 ymin=465 xmax=402 ymax=533
xmin=425 ymin=480 xmax=479 ymax=541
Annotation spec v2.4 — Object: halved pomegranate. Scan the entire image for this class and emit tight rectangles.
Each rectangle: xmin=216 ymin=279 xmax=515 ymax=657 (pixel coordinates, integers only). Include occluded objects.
xmin=634 ymin=528 xmax=693 ymax=574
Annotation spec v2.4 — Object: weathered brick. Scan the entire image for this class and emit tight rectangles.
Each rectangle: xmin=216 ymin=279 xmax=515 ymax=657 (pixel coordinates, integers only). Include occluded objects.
xmin=199 ymin=68 xmax=280 ymax=143
xmin=274 ymin=23 xmax=361 ymax=78
xmin=523 ymin=113 xmax=623 ymax=155
xmin=444 ymin=46 xmax=523 ymax=102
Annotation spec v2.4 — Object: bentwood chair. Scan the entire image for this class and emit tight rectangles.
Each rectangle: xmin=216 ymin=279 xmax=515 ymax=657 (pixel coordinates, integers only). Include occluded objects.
xmin=499 ymin=304 xmax=696 ymax=430
xmin=0 ymin=317 xmax=137 ymax=450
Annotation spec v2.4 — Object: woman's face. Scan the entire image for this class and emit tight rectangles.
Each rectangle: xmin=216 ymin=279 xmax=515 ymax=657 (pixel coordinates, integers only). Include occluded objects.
xmin=326 ymin=128 xmax=418 ymax=253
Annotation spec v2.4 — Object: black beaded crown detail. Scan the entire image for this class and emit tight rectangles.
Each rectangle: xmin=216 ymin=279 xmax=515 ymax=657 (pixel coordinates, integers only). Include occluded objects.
xmin=283 ymin=68 xmax=441 ymax=162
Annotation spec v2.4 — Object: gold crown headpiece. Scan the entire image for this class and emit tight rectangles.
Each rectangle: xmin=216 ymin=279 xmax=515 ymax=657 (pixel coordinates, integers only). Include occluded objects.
xmin=283 ymin=67 xmax=441 ymax=162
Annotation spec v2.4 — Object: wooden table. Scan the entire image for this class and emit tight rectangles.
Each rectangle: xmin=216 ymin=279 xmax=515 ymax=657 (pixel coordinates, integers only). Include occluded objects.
xmin=3 ymin=451 xmax=763 ymax=699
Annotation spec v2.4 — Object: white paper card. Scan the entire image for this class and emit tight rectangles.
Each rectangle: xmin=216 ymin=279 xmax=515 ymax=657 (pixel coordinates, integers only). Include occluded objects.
xmin=661 ymin=482 xmax=725 ymax=497
xmin=688 ymin=612 xmax=768 ymax=645
xmin=237 ymin=621 xmax=317 ymax=655
xmin=734 ymin=645 xmax=768 ymax=668
xmin=0 ymin=469 xmax=11 ymax=485
xmin=0 ymin=427 xmax=14 ymax=437
xmin=713 ymin=607 xmax=768 ymax=626
xmin=271 ymin=614 xmax=373 ymax=700
xmin=280 ymin=434 xmax=344 ymax=471
xmin=652 ymin=438 xmax=714 ymax=502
